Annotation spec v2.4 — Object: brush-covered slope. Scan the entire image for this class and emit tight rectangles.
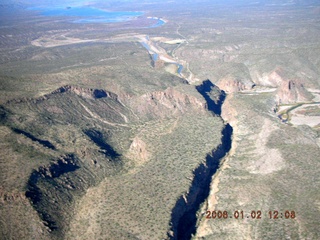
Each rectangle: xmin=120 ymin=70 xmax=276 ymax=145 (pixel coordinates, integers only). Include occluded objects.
xmin=0 ymin=34 xmax=224 ymax=239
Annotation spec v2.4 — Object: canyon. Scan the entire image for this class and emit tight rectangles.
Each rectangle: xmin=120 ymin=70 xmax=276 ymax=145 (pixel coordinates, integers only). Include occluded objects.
xmin=0 ymin=1 xmax=320 ymax=240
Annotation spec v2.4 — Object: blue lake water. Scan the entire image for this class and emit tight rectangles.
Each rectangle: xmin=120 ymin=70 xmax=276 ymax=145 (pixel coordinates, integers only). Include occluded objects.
xmin=28 ymin=6 xmax=143 ymax=23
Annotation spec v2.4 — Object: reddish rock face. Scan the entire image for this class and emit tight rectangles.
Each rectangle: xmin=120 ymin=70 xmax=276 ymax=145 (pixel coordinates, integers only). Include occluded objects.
xmin=276 ymin=79 xmax=312 ymax=104
xmin=131 ymin=87 xmax=206 ymax=119
xmin=252 ymin=68 xmax=287 ymax=88
xmin=217 ymin=75 xmax=253 ymax=93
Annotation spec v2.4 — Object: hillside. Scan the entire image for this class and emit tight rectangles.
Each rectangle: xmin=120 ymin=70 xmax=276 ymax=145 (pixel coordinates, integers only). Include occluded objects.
xmin=1 ymin=1 xmax=320 ymax=239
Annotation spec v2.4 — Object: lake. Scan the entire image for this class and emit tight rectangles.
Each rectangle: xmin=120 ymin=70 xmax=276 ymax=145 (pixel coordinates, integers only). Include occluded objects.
xmin=28 ymin=6 xmax=143 ymax=24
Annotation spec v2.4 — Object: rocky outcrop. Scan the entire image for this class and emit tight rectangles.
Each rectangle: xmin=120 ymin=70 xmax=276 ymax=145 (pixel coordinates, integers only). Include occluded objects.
xmin=216 ymin=75 xmax=254 ymax=93
xmin=131 ymin=87 xmax=206 ymax=119
xmin=251 ymin=68 xmax=313 ymax=104
xmin=7 ymin=85 xmax=118 ymax=105
xmin=253 ymin=69 xmax=285 ymax=87
xmin=25 ymin=154 xmax=80 ymax=233
xmin=51 ymin=85 xmax=116 ymax=100
xmin=276 ymin=79 xmax=313 ymax=104
xmin=127 ymin=137 xmax=149 ymax=164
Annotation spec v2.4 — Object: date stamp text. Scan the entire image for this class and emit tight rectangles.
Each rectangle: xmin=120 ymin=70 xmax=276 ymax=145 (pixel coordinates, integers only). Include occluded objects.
xmin=205 ymin=210 xmax=296 ymax=220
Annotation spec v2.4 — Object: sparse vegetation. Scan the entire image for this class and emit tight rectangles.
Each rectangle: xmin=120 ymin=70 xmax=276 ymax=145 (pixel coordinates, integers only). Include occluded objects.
xmin=1 ymin=0 xmax=320 ymax=240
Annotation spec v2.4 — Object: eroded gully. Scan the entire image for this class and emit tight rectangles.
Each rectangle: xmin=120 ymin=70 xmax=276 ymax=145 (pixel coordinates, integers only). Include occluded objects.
xmin=168 ymin=80 xmax=234 ymax=240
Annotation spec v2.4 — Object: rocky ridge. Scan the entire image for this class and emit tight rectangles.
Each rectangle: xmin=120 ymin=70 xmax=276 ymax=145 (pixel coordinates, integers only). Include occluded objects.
xmin=130 ymin=87 xmax=206 ymax=119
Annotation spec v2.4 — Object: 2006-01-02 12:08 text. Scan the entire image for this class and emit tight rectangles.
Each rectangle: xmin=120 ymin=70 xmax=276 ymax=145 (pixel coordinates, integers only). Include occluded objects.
xmin=205 ymin=210 xmax=296 ymax=220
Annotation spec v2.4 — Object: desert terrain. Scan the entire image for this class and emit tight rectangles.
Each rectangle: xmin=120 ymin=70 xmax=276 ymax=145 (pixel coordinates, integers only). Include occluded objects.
xmin=0 ymin=0 xmax=319 ymax=239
